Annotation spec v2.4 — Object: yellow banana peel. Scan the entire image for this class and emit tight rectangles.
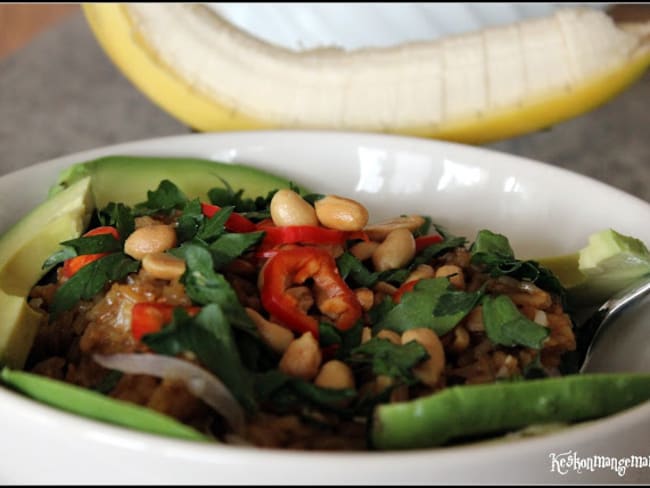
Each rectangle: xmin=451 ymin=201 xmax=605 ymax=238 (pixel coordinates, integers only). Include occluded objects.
xmin=83 ymin=4 xmax=650 ymax=144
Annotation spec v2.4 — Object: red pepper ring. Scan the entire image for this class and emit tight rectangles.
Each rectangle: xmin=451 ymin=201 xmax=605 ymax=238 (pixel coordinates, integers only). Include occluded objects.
xmin=261 ymin=247 xmax=362 ymax=339
xmin=255 ymin=225 xmax=369 ymax=258
xmin=200 ymin=202 xmax=257 ymax=233
xmin=414 ymin=234 xmax=443 ymax=253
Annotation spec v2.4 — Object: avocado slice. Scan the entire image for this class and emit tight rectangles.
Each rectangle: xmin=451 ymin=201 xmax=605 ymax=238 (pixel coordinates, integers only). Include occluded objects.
xmin=48 ymin=155 xmax=304 ymax=208
xmin=0 ymin=156 xmax=301 ymax=368
xmin=538 ymin=228 xmax=650 ymax=307
xmin=0 ymin=177 xmax=94 ymax=368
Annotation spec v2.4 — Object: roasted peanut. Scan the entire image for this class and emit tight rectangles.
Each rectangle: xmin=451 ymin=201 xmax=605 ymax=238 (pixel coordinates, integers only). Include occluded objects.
xmin=245 ymin=308 xmax=294 ymax=355
xmin=364 ymin=215 xmax=426 ymax=241
xmin=141 ymin=252 xmax=186 ymax=281
xmin=124 ymin=224 xmax=177 ymax=260
xmin=376 ymin=329 xmax=401 ymax=345
xmin=349 ymin=241 xmax=379 ymax=261
xmin=401 ymin=328 xmax=445 ymax=387
xmin=315 ymin=195 xmax=369 ymax=231
xmin=405 ymin=264 xmax=435 ymax=283
xmin=314 ymin=360 xmax=356 ymax=390
xmin=374 ymin=375 xmax=409 ymax=403
xmin=435 ymin=264 xmax=466 ymax=290
xmin=450 ymin=325 xmax=470 ymax=353
xmin=278 ymin=332 xmax=322 ymax=380
xmin=361 ymin=327 xmax=373 ymax=344
xmin=372 ymin=228 xmax=415 ymax=272
xmin=355 ymin=287 xmax=374 ymax=311
xmin=270 ymin=189 xmax=318 ymax=227
xmin=465 ymin=305 xmax=484 ymax=332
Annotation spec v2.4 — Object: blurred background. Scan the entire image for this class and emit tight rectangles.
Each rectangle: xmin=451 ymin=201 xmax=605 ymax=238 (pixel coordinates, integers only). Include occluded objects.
xmin=0 ymin=3 xmax=648 ymax=202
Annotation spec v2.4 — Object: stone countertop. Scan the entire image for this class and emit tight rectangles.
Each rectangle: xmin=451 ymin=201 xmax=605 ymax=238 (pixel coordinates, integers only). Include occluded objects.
xmin=1 ymin=12 xmax=649 ymax=203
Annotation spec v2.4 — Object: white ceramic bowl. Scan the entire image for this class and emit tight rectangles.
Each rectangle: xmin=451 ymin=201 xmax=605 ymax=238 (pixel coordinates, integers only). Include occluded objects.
xmin=0 ymin=131 xmax=648 ymax=484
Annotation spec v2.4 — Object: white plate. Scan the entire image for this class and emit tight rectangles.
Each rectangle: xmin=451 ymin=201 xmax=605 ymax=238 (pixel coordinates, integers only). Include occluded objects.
xmin=0 ymin=131 xmax=648 ymax=484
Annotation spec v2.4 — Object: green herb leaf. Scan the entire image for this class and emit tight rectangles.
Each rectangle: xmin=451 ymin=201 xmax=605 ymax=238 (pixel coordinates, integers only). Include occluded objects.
xmin=59 ymin=234 xmax=122 ymax=255
xmin=470 ymin=229 xmax=514 ymax=261
xmin=373 ymin=278 xmax=483 ymax=336
xmin=254 ymin=370 xmax=355 ymax=413
xmin=208 ymin=177 xmax=282 ymax=217
xmin=98 ymin=202 xmax=135 ymax=241
xmin=318 ymin=322 xmax=342 ymax=348
xmin=176 ymin=198 xmax=204 ymax=242
xmin=336 ymin=252 xmax=379 ymax=287
xmin=469 ymin=230 xmax=567 ymax=304
xmin=209 ymin=232 xmax=265 ymax=270
xmin=133 ymin=179 xmax=188 ymax=216
xmin=481 ymin=295 xmax=550 ymax=349
xmin=42 ymin=246 xmax=77 ymax=270
xmin=350 ymin=337 xmax=428 ymax=385
xmin=196 ymin=206 xmax=234 ymax=242
xmin=413 ymin=236 xmax=467 ymax=266
xmin=170 ymin=243 xmax=257 ymax=337
xmin=143 ymin=304 xmax=257 ymax=413
xmin=50 ymin=253 xmax=140 ymax=317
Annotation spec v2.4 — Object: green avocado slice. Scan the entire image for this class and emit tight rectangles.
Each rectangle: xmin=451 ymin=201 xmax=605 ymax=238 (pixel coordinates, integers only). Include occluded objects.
xmin=537 ymin=228 xmax=650 ymax=307
xmin=0 ymin=156 xmax=302 ymax=368
xmin=48 ymin=155 xmax=304 ymax=208
xmin=0 ymin=177 xmax=93 ymax=368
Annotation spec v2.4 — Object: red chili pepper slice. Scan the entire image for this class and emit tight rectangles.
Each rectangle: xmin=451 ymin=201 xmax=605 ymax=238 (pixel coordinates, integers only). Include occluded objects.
xmin=256 ymin=225 xmax=369 ymax=258
xmin=414 ymin=234 xmax=443 ymax=253
xmin=200 ymin=202 xmax=257 ymax=233
xmin=261 ymin=247 xmax=362 ymax=338
xmin=62 ymin=226 xmax=121 ymax=278
xmin=393 ymin=279 xmax=420 ymax=304
xmin=131 ymin=302 xmax=201 ymax=341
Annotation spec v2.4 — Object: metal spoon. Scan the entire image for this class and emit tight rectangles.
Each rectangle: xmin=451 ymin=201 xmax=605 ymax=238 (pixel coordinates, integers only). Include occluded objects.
xmin=577 ymin=273 xmax=650 ymax=373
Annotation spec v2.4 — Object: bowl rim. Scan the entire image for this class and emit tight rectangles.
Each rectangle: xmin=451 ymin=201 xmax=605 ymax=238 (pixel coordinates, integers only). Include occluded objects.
xmin=1 ymin=129 xmax=648 ymax=462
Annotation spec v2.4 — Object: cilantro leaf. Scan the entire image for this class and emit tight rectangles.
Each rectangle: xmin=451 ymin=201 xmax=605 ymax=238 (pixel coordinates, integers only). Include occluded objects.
xmin=336 ymin=252 xmax=379 ymax=288
xmin=42 ymin=247 xmax=77 ymax=270
xmin=59 ymin=234 xmax=122 ymax=255
xmin=50 ymin=253 xmax=140 ymax=317
xmin=349 ymin=337 xmax=428 ymax=385
xmin=469 ymin=229 xmax=567 ymax=304
xmin=98 ymin=202 xmax=135 ymax=241
xmin=143 ymin=304 xmax=257 ymax=413
xmin=175 ymin=199 xmax=204 ymax=242
xmin=170 ymin=243 xmax=257 ymax=337
xmin=413 ymin=236 xmax=467 ymax=266
xmin=209 ymin=231 xmax=264 ymax=270
xmin=254 ymin=370 xmax=355 ymax=413
xmin=317 ymin=321 xmax=364 ymax=360
xmin=133 ymin=180 xmax=188 ymax=216
xmin=470 ymin=229 xmax=514 ymax=261
xmin=373 ymin=278 xmax=483 ymax=336
xmin=196 ymin=206 xmax=234 ymax=243
xmin=481 ymin=295 xmax=550 ymax=349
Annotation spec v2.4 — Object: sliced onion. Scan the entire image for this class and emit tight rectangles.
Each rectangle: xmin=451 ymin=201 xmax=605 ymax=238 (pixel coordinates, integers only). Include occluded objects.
xmin=93 ymin=353 xmax=245 ymax=435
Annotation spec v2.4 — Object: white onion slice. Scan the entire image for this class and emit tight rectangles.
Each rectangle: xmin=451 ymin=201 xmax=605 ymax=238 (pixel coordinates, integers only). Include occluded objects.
xmin=93 ymin=353 xmax=245 ymax=435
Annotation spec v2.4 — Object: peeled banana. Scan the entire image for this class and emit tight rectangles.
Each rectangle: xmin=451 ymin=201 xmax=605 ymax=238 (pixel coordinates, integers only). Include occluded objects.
xmin=83 ymin=4 xmax=650 ymax=143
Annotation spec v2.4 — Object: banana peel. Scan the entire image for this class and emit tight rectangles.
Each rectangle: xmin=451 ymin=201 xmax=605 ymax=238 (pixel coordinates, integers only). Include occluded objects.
xmin=83 ymin=4 xmax=650 ymax=143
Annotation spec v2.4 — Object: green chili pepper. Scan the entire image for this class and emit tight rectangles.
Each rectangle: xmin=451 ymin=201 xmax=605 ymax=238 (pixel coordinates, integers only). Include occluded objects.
xmin=1 ymin=367 xmax=208 ymax=442
xmin=370 ymin=373 xmax=650 ymax=450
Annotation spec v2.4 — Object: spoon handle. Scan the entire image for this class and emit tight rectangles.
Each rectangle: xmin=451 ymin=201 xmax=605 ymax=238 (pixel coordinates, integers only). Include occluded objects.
xmin=579 ymin=273 xmax=650 ymax=373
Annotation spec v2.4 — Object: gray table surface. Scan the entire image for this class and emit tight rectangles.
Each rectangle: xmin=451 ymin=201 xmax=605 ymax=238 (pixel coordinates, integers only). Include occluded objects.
xmin=1 ymin=12 xmax=649 ymax=203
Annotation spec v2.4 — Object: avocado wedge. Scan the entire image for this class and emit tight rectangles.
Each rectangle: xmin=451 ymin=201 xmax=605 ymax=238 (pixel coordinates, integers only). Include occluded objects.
xmin=0 ymin=156 xmax=301 ymax=368
xmin=538 ymin=228 xmax=650 ymax=307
